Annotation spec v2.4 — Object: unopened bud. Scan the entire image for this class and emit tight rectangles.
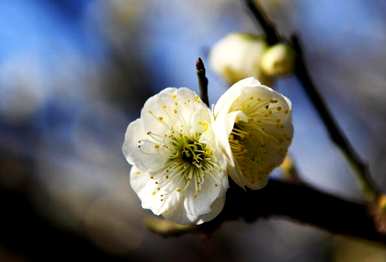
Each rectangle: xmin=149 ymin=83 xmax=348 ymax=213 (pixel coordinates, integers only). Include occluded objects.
xmin=261 ymin=43 xmax=295 ymax=77
xmin=209 ymin=33 xmax=272 ymax=84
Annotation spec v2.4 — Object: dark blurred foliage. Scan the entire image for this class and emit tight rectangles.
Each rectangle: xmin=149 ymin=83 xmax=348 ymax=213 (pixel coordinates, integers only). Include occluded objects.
xmin=0 ymin=0 xmax=386 ymax=261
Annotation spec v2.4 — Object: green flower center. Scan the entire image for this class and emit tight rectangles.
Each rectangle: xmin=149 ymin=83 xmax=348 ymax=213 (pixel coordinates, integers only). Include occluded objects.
xmin=169 ymin=133 xmax=212 ymax=170
xmin=163 ymin=132 xmax=218 ymax=195
xmin=180 ymin=139 xmax=207 ymax=167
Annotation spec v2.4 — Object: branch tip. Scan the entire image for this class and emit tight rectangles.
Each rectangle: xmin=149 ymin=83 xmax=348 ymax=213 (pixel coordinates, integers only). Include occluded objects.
xmin=196 ymin=57 xmax=209 ymax=106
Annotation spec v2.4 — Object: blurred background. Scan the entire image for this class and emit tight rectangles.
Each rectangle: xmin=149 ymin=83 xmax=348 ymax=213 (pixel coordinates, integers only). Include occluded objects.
xmin=0 ymin=0 xmax=386 ymax=261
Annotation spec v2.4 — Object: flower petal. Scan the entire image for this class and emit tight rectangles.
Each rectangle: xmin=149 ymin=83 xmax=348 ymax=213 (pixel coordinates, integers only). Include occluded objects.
xmin=164 ymin=192 xmax=226 ymax=225
xmin=183 ymin=169 xmax=228 ymax=222
xmin=213 ymin=110 xmax=248 ymax=167
xmin=130 ymin=166 xmax=183 ymax=216
xmin=131 ymin=165 xmax=228 ymax=225
xmin=122 ymin=119 xmax=168 ymax=171
xmin=214 ymin=77 xmax=261 ymax=117
xmin=141 ymin=88 xmax=179 ymax=137
xmin=196 ymin=191 xmax=226 ymax=225
xmin=161 ymin=198 xmax=191 ymax=225
xmin=141 ymin=88 xmax=208 ymax=137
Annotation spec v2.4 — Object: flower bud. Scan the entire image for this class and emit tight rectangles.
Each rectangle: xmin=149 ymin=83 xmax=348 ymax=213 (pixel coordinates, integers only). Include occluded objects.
xmin=260 ymin=43 xmax=295 ymax=77
xmin=209 ymin=33 xmax=272 ymax=84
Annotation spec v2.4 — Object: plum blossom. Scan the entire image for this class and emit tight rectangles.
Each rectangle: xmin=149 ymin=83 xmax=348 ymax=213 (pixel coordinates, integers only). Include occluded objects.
xmin=123 ymin=88 xmax=228 ymax=224
xmin=213 ymin=77 xmax=293 ymax=189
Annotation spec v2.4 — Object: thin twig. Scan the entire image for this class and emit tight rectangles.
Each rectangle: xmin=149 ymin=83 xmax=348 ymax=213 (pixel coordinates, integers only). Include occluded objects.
xmin=291 ymin=36 xmax=380 ymax=201
xmin=196 ymin=57 xmax=209 ymax=106
xmin=243 ymin=0 xmax=280 ymax=45
xmin=242 ymin=0 xmax=380 ymax=202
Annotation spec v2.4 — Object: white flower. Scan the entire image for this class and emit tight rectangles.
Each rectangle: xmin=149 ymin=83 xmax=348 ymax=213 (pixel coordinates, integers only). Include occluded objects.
xmin=213 ymin=77 xmax=293 ymax=189
xmin=123 ymin=88 xmax=228 ymax=225
xmin=209 ymin=33 xmax=272 ymax=84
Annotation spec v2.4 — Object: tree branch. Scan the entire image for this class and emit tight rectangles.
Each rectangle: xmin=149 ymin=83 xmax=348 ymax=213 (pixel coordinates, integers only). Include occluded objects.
xmin=243 ymin=0 xmax=280 ymax=45
xmin=242 ymin=0 xmax=381 ymax=202
xmin=290 ymin=36 xmax=380 ymax=201
xmin=149 ymin=179 xmax=386 ymax=244
xmin=213 ymin=181 xmax=386 ymax=243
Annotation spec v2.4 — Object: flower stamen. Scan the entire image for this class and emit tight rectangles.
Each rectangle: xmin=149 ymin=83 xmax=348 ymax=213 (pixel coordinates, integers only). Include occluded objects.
xmin=164 ymin=132 xmax=216 ymax=195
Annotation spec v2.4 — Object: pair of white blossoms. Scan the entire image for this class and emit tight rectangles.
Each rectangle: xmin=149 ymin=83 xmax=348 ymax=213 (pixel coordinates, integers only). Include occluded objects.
xmin=123 ymin=77 xmax=293 ymax=225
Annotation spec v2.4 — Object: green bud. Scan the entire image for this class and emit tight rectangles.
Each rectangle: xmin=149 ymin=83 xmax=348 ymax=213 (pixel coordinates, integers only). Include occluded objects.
xmin=261 ymin=43 xmax=295 ymax=77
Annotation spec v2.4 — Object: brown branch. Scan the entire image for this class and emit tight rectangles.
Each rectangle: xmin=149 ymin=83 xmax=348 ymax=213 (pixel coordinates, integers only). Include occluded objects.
xmin=150 ymin=180 xmax=386 ymax=244
xmin=290 ymin=36 xmax=380 ymax=201
xmin=242 ymin=0 xmax=380 ymax=202
xmin=196 ymin=57 xmax=209 ymax=106
xmin=243 ymin=0 xmax=280 ymax=45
